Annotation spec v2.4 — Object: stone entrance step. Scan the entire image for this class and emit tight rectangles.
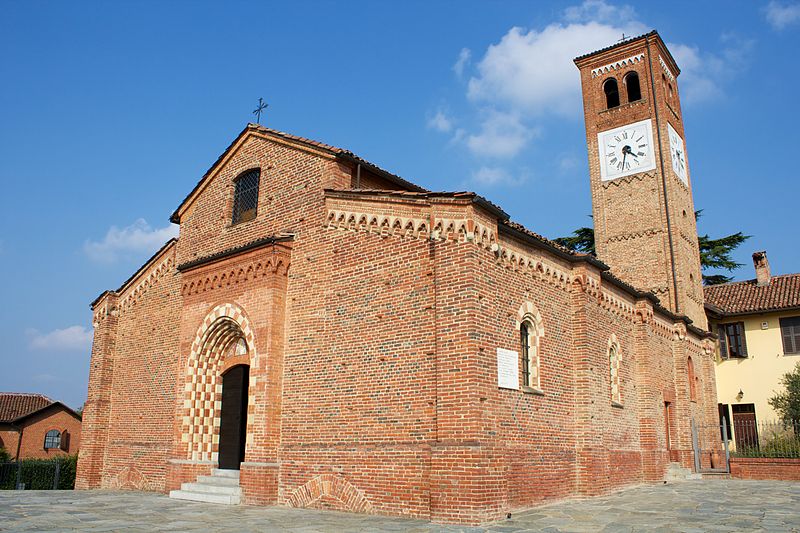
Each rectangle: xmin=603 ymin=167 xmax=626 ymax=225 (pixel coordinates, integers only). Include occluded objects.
xmin=665 ymin=462 xmax=702 ymax=482
xmin=169 ymin=468 xmax=241 ymax=505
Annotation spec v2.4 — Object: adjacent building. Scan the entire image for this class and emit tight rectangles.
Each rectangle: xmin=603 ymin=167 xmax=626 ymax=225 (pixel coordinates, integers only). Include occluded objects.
xmin=706 ymin=251 xmax=800 ymax=448
xmin=0 ymin=393 xmax=82 ymax=460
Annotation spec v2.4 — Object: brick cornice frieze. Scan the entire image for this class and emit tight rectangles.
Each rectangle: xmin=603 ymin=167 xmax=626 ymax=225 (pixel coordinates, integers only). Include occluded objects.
xmin=180 ymin=242 xmax=291 ymax=297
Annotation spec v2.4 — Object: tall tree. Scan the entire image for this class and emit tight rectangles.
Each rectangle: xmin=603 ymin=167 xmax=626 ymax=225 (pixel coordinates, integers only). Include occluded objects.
xmin=554 ymin=211 xmax=750 ymax=285
xmin=769 ymin=362 xmax=800 ymax=422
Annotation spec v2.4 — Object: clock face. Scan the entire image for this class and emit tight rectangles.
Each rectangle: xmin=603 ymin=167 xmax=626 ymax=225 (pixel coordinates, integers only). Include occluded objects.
xmin=667 ymin=123 xmax=688 ymax=184
xmin=597 ymin=119 xmax=657 ymax=181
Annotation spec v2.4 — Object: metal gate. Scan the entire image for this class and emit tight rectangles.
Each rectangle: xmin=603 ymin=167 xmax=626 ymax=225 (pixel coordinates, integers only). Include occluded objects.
xmin=691 ymin=419 xmax=730 ymax=474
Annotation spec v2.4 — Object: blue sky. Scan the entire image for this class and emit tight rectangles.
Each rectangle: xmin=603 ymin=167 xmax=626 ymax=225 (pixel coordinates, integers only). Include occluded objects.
xmin=1 ymin=0 xmax=798 ymax=409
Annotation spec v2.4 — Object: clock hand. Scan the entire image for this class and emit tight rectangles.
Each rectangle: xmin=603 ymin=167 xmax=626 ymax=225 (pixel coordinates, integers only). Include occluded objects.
xmin=621 ymin=145 xmax=634 ymax=166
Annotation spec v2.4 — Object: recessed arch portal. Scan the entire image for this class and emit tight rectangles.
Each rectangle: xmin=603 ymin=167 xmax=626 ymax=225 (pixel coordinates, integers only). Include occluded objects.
xmin=184 ymin=303 xmax=256 ymax=462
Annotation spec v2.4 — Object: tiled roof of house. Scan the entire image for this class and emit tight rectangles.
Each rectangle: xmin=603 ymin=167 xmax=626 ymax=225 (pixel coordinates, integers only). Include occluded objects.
xmin=704 ymin=273 xmax=800 ymax=316
xmin=0 ymin=393 xmax=54 ymax=423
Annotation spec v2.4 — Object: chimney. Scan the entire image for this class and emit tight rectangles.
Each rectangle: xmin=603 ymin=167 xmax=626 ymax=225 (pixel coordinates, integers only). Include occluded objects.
xmin=753 ymin=251 xmax=771 ymax=286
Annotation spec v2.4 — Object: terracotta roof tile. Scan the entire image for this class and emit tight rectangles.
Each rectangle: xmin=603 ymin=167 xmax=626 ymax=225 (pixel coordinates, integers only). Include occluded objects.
xmin=0 ymin=393 xmax=53 ymax=423
xmin=704 ymin=273 xmax=800 ymax=315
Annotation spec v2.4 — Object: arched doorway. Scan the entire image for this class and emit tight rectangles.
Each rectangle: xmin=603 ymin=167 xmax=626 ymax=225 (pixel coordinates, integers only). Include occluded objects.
xmin=183 ymin=303 xmax=256 ymax=465
xmin=218 ymin=364 xmax=249 ymax=470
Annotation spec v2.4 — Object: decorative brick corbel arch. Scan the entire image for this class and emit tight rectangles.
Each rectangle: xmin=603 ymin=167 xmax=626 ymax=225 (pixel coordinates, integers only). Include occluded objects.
xmin=183 ymin=302 xmax=257 ymax=462
xmin=288 ymin=474 xmax=372 ymax=513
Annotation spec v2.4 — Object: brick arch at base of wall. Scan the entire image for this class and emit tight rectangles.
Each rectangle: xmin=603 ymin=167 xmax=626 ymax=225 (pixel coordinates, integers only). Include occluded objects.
xmin=287 ymin=474 xmax=372 ymax=513
xmin=107 ymin=466 xmax=150 ymax=490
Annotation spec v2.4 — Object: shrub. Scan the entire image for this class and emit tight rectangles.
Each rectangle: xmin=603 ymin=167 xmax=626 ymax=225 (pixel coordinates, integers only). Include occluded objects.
xmin=0 ymin=454 xmax=78 ymax=490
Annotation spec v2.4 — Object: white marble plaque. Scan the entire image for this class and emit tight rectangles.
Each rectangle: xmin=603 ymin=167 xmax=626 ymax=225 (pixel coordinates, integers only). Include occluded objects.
xmin=497 ymin=348 xmax=519 ymax=390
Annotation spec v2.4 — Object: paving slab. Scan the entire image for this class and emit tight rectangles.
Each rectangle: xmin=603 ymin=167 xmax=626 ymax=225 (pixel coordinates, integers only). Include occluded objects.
xmin=1 ymin=480 xmax=800 ymax=531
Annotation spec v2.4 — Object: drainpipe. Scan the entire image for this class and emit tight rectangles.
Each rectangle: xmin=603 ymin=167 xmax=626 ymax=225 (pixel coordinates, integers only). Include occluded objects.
xmin=645 ymin=35 xmax=680 ymax=315
xmin=13 ymin=423 xmax=23 ymax=462
xmin=355 ymin=163 xmax=362 ymax=189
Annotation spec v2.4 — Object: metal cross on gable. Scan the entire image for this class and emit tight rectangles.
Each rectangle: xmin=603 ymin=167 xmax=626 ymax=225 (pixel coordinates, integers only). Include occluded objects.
xmin=253 ymin=98 xmax=268 ymax=124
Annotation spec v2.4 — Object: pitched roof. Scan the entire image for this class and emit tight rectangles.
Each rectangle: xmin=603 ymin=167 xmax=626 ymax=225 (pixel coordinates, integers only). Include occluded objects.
xmin=572 ymin=30 xmax=680 ymax=77
xmin=0 ymin=393 xmax=53 ymax=423
xmin=169 ymin=124 xmax=426 ymax=223
xmin=704 ymin=273 xmax=800 ymax=316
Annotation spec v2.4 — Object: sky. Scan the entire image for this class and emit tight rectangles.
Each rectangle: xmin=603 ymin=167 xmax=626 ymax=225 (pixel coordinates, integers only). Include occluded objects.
xmin=1 ymin=0 xmax=799 ymax=409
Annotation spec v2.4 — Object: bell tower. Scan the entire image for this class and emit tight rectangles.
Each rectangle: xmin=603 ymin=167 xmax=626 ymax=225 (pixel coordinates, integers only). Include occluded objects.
xmin=575 ymin=31 xmax=706 ymax=330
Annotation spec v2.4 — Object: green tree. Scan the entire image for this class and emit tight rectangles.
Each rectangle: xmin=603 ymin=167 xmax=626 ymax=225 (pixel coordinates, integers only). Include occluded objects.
xmin=554 ymin=211 xmax=749 ymax=285
xmin=769 ymin=362 xmax=800 ymax=422
xmin=0 ymin=447 xmax=10 ymax=463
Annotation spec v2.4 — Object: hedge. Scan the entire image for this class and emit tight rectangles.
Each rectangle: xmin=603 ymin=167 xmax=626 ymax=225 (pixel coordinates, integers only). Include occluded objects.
xmin=0 ymin=454 xmax=78 ymax=490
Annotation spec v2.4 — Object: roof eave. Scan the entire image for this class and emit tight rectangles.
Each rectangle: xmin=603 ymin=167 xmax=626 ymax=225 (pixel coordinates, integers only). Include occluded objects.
xmin=336 ymin=153 xmax=428 ymax=193
xmin=10 ymin=401 xmax=82 ymax=425
xmin=704 ymin=303 xmax=800 ymax=319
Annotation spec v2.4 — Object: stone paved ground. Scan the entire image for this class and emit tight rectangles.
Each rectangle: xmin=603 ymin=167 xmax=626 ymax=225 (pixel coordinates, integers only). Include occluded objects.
xmin=1 ymin=480 xmax=799 ymax=532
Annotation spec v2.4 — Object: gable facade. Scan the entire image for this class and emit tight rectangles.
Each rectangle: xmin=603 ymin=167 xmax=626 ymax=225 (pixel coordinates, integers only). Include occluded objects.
xmin=75 ymin=123 xmax=720 ymax=523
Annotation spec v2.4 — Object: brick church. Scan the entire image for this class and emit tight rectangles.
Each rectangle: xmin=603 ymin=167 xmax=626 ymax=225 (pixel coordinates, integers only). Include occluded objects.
xmin=76 ymin=32 xmax=720 ymax=524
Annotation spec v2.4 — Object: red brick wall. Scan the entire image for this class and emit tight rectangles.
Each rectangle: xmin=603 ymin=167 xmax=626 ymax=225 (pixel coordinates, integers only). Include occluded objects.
xmin=730 ymin=457 xmax=800 ymax=480
xmin=0 ymin=429 xmax=18 ymax=456
xmin=76 ymin=245 xmax=179 ymax=491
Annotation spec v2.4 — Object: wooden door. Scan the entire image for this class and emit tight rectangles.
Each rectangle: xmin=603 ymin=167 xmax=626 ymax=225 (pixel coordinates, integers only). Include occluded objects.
xmin=732 ymin=405 xmax=758 ymax=451
xmin=218 ymin=365 xmax=249 ymax=470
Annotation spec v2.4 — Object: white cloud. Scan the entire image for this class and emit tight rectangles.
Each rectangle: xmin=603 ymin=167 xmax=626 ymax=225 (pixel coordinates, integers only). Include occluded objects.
xmin=84 ymin=218 xmax=178 ymax=263
xmin=453 ymin=48 xmax=472 ymax=78
xmin=559 ymin=154 xmax=581 ymax=172
xmin=27 ymin=326 xmax=93 ymax=352
xmin=668 ymin=35 xmax=753 ymax=105
xmin=471 ymin=166 xmax=527 ymax=187
xmin=427 ymin=109 xmax=453 ymax=133
xmin=765 ymin=1 xmax=800 ymax=30
xmin=563 ymin=0 xmax=638 ymax=24
xmin=467 ymin=12 xmax=646 ymax=117
xmin=466 ymin=111 xmax=533 ymax=158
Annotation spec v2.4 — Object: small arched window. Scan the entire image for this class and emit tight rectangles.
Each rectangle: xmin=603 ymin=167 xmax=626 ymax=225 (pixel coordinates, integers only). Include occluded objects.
xmin=520 ymin=322 xmax=531 ymax=387
xmin=609 ymin=337 xmax=622 ymax=405
xmin=232 ymin=168 xmax=261 ymax=225
xmin=687 ymin=356 xmax=697 ymax=401
xmin=517 ymin=301 xmax=544 ymax=392
xmin=668 ymin=83 xmax=674 ymax=102
xmin=624 ymin=72 xmax=641 ymax=103
xmin=603 ymin=78 xmax=620 ymax=109
xmin=44 ymin=430 xmax=61 ymax=449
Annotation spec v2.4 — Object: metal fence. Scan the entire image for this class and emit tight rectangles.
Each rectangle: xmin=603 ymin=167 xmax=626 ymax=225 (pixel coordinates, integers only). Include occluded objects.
xmin=730 ymin=420 xmax=800 ymax=458
xmin=0 ymin=461 xmax=65 ymax=490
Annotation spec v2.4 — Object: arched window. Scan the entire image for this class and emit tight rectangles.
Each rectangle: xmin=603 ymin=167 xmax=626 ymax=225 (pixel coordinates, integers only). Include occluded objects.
xmin=624 ymin=71 xmax=641 ymax=103
xmin=517 ymin=301 xmax=544 ymax=392
xmin=232 ymin=168 xmax=261 ymax=224
xmin=668 ymin=83 xmax=674 ymax=102
xmin=44 ymin=430 xmax=61 ymax=449
xmin=687 ymin=356 xmax=697 ymax=401
xmin=603 ymin=78 xmax=620 ymax=109
xmin=608 ymin=337 xmax=622 ymax=405
xmin=520 ymin=322 xmax=531 ymax=387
